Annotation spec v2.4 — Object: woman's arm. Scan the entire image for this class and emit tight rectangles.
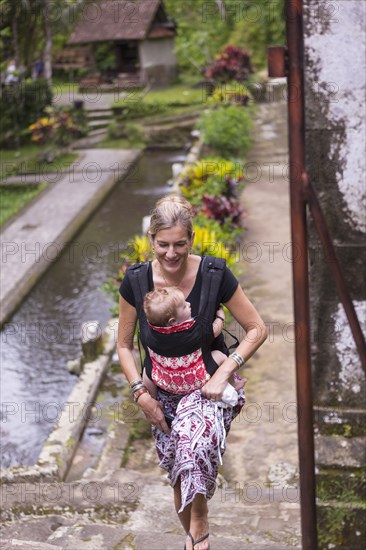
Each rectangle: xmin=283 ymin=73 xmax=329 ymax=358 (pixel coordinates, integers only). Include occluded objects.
xmin=201 ymin=285 xmax=268 ymax=400
xmin=117 ymin=296 xmax=170 ymax=434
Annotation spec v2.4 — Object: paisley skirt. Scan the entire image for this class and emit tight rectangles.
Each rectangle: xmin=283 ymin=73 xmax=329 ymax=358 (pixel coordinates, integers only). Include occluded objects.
xmin=152 ymin=381 xmax=245 ymax=512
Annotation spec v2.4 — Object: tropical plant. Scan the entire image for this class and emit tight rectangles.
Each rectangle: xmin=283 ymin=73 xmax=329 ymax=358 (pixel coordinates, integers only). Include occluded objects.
xmin=180 ymin=157 xmax=244 ymax=206
xmin=0 ymin=0 xmax=86 ymax=83
xmin=201 ymin=194 xmax=243 ymax=228
xmin=204 ymin=45 xmax=253 ymax=83
xmin=28 ymin=106 xmax=87 ymax=147
xmin=198 ymin=105 xmax=253 ymax=157
xmin=228 ymin=0 xmax=286 ymax=70
xmin=191 ymin=223 xmax=238 ymax=271
xmin=208 ymin=81 xmax=252 ymax=106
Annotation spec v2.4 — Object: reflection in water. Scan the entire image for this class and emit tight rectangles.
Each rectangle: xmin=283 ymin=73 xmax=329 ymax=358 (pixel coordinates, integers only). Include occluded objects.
xmin=0 ymin=150 xmax=182 ymax=467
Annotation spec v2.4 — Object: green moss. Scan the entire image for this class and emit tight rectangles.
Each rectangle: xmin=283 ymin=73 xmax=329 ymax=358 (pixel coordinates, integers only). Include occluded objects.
xmin=317 ymin=503 xmax=366 ymax=549
xmin=55 ymin=454 xmax=62 ymax=471
xmin=121 ymin=414 xmax=152 ymax=467
xmin=114 ymin=533 xmax=137 ymax=550
xmin=317 ymin=470 xmax=366 ymax=549
xmin=317 ymin=469 xmax=366 ymax=502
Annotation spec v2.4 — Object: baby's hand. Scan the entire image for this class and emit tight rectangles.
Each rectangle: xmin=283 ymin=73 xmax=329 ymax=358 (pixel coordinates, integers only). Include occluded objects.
xmin=216 ymin=308 xmax=225 ymax=321
xmin=213 ymin=308 xmax=225 ymax=337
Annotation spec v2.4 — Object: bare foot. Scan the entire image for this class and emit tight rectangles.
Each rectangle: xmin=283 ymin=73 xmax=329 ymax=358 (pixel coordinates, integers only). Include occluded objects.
xmin=185 ymin=531 xmax=210 ymax=550
xmin=234 ymin=376 xmax=247 ymax=391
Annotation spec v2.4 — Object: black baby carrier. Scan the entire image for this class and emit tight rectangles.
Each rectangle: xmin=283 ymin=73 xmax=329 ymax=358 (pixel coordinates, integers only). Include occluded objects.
xmin=127 ymin=256 xmax=238 ymax=394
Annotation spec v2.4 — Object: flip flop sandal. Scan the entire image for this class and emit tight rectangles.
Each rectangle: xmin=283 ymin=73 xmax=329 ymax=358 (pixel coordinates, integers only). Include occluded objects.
xmin=184 ymin=532 xmax=210 ymax=550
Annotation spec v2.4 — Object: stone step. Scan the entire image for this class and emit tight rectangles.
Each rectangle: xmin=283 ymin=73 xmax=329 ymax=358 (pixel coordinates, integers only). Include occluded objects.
xmin=1 ymin=464 xmax=301 ymax=547
xmin=0 ymin=541 xmax=62 ymax=549
xmin=88 ymin=119 xmax=111 ymax=129
xmin=86 ymin=109 xmax=113 ymax=117
xmin=1 ymin=512 xmax=302 ymax=550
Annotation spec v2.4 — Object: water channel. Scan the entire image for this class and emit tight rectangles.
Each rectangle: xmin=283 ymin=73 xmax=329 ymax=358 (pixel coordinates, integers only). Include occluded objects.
xmin=0 ymin=149 xmax=186 ymax=468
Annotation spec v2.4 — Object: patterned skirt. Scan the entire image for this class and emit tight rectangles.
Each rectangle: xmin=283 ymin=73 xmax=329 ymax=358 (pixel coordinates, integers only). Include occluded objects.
xmin=152 ymin=380 xmax=245 ymax=512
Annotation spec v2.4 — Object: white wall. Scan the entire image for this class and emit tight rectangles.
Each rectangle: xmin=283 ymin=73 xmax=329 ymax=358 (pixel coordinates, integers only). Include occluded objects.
xmin=139 ymin=38 xmax=176 ymax=69
xmin=304 ymin=0 xmax=366 ymax=407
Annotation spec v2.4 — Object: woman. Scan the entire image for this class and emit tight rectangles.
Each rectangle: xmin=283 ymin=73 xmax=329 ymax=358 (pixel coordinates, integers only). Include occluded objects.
xmin=117 ymin=195 xmax=267 ymax=550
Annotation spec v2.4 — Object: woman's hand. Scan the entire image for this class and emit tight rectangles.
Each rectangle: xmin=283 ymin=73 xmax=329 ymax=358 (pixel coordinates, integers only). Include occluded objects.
xmin=137 ymin=392 xmax=171 ymax=435
xmin=201 ymin=367 xmax=230 ymax=402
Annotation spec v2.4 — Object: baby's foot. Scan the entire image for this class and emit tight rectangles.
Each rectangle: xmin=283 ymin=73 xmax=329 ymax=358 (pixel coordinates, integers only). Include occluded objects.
xmin=234 ymin=377 xmax=247 ymax=391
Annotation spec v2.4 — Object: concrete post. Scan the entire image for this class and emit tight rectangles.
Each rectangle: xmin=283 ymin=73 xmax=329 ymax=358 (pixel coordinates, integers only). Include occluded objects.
xmin=303 ymin=1 xmax=366 ymax=547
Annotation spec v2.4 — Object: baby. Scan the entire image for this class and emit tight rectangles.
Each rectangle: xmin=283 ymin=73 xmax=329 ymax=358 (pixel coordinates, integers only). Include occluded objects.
xmin=142 ymin=286 xmax=244 ymax=401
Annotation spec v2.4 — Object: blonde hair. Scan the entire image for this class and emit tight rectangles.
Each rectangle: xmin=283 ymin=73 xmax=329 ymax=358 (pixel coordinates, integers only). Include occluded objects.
xmin=149 ymin=195 xmax=194 ymax=239
xmin=143 ymin=287 xmax=185 ymax=326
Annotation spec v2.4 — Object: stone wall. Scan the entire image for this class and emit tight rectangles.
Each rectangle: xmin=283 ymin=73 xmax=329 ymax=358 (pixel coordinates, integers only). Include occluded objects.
xmin=303 ymin=1 xmax=366 ymax=547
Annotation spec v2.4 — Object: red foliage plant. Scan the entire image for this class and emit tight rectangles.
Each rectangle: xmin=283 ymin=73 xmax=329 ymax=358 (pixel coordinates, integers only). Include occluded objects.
xmin=205 ymin=45 xmax=253 ymax=83
xmin=201 ymin=194 xmax=243 ymax=227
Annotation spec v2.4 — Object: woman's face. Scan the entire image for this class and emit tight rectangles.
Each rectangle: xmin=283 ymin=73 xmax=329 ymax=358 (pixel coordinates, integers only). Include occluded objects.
xmin=151 ymin=224 xmax=193 ymax=275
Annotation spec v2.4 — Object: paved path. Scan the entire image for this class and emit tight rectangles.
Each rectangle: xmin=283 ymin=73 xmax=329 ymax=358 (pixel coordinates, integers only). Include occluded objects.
xmin=0 ymin=99 xmax=301 ymax=548
xmin=0 ymin=149 xmax=141 ymax=326
xmin=54 ymin=91 xmax=117 ymax=111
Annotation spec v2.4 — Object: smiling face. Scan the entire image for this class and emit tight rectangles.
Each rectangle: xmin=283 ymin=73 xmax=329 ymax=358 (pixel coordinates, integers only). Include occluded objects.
xmin=151 ymin=224 xmax=194 ymax=277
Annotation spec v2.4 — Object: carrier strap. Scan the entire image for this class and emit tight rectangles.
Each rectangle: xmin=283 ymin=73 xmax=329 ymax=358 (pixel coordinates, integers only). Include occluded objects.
xmin=127 ymin=261 xmax=150 ymax=314
xmin=198 ymin=256 xmax=226 ymax=340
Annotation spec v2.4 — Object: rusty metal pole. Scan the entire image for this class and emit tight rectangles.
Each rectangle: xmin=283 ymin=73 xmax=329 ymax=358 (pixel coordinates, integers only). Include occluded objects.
xmin=286 ymin=1 xmax=318 ymax=548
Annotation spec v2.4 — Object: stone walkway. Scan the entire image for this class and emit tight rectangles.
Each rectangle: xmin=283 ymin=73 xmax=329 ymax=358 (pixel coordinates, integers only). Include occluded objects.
xmin=0 ymin=148 xmax=141 ymax=326
xmin=0 ymin=98 xmax=302 ymax=548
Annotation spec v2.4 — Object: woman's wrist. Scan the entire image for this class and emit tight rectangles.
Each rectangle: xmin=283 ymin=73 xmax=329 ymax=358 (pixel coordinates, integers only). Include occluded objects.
xmin=129 ymin=379 xmax=151 ymax=403
xmin=133 ymin=386 xmax=150 ymax=402
xmin=229 ymin=351 xmax=245 ymax=370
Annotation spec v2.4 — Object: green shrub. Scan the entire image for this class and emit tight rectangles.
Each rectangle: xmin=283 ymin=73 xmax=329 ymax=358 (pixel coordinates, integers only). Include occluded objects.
xmin=107 ymin=121 xmax=145 ymax=145
xmin=0 ymin=78 xmax=53 ymax=148
xmin=22 ymin=79 xmax=53 ymax=126
xmin=113 ymin=100 xmax=167 ymax=120
xmin=199 ymin=105 xmax=253 ymax=157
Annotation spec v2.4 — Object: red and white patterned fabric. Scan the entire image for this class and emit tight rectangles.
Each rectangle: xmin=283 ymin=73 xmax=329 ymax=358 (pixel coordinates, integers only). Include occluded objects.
xmin=149 ymin=348 xmax=210 ymax=394
xmin=148 ymin=319 xmax=210 ymax=394
xmin=152 ymin=383 xmax=245 ymax=512
xmin=148 ymin=318 xmax=195 ymax=334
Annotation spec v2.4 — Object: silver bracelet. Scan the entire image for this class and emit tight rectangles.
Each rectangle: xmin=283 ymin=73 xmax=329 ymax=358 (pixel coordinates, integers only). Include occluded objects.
xmin=129 ymin=379 xmax=142 ymax=389
xmin=130 ymin=382 xmax=144 ymax=395
xmin=229 ymin=352 xmax=245 ymax=369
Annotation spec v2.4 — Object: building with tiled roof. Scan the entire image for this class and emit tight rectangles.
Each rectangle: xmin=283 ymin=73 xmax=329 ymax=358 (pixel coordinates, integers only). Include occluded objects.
xmin=67 ymin=0 xmax=177 ymax=87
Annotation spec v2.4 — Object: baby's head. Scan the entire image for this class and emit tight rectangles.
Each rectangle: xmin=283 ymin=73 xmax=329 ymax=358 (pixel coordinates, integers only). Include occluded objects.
xmin=143 ymin=287 xmax=191 ymax=327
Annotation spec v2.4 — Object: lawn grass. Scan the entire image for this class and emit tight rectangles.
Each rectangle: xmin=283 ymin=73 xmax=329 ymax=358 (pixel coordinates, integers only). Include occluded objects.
xmin=19 ymin=152 xmax=78 ymax=174
xmin=113 ymin=83 xmax=208 ymax=108
xmin=0 ymin=183 xmax=47 ymax=227
xmin=52 ymin=81 xmax=80 ymax=95
xmin=0 ymin=146 xmax=78 ymax=179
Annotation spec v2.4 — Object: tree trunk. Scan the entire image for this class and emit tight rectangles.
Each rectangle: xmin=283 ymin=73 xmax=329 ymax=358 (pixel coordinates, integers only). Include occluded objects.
xmin=12 ymin=17 xmax=20 ymax=68
xmin=215 ymin=0 xmax=226 ymax=19
xmin=43 ymin=0 xmax=52 ymax=85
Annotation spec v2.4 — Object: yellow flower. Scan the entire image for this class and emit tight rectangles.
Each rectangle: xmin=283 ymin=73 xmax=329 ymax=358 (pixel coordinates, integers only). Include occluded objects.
xmin=128 ymin=235 xmax=151 ymax=262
